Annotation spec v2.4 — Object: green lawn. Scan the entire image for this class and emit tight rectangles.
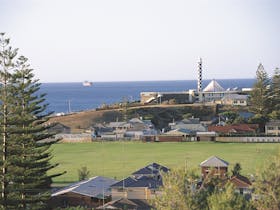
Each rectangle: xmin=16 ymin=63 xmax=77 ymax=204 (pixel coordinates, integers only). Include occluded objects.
xmin=50 ymin=141 xmax=280 ymax=185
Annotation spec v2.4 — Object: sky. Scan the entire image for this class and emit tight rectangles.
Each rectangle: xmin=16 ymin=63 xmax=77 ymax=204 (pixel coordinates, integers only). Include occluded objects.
xmin=1 ymin=0 xmax=279 ymax=82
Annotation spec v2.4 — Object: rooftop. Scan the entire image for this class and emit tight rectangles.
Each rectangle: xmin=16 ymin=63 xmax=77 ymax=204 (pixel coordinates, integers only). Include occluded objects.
xmin=111 ymin=175 xmax=163 ymax=189
xmin=203 ymin=79 xmax=225 ymax=92
xmin=200 ymin=156 xmax=229 ymax=167
xmin=51 ymin=176 xmax=117 ymax=198
xmin=132 ymin=162 xmax=169 ymax=176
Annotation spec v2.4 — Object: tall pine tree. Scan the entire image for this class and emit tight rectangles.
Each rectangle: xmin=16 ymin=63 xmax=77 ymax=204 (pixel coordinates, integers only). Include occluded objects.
xmin=0 ymin=32 xmax=18 ymax=209
xmin=250 ymin=63 xmax=271 ymax=116
xmin=0 ymin=33 xmax=61 ymax=209
xmin=269 ymin=67 xmax=280 ymax=119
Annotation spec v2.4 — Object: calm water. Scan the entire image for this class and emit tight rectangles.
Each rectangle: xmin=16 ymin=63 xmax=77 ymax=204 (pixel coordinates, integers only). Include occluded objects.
xmin=40 ymin=79 xmax=255 ymax=113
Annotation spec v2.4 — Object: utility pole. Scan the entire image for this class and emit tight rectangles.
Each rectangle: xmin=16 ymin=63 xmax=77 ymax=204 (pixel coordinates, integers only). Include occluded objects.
xmin=68 ymin=100 xmax=71 ymax=113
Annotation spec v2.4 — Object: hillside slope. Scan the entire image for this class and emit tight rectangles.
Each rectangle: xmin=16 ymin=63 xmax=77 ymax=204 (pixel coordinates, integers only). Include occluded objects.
xmin=49 ymin=104 xmax=217 ymax=132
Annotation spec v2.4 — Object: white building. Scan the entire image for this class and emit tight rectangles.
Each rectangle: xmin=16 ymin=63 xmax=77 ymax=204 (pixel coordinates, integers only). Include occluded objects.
xmin=197 ymin=79 xmax=245 ymax=103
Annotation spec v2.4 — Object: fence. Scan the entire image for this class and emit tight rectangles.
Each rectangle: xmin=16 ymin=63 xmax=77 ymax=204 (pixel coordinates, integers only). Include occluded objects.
xmin=216 ymin=136 xmax=280 ymax=143
xmin=56 ymin=134 xmax=92 ymax=143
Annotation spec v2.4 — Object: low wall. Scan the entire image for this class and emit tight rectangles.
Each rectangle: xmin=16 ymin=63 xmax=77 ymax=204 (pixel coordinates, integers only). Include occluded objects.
xmin=216 ymin=136 xmax=280 ymax=143
xmin=56 ymin=134 xmax=92 ymax=143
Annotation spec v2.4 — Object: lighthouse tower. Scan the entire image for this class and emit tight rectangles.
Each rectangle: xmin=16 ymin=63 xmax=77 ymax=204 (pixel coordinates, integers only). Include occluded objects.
xmin=197 ymin=58 xmax=202 ymax=92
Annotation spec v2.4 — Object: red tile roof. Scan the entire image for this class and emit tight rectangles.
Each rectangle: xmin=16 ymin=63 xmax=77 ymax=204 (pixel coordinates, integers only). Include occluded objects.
xmin=208 ymin=124 xmax=258 ymax=134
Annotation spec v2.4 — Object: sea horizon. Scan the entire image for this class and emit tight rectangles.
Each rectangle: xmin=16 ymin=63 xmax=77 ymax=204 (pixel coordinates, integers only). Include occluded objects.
xmin=39 ymin=78 xmax=256 ymax=114
xmin=40 ymin=78 xmax=256 ymax=84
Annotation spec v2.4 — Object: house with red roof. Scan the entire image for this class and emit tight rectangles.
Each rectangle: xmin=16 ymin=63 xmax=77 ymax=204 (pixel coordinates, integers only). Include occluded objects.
xmin=230 ymin=174 xmax=252 ymax=196
xmin=208 ymin=124 xmax=259 ymax=135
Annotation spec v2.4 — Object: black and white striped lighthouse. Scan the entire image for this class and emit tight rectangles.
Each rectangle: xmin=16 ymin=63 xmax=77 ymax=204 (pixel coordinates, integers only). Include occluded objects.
xmin=197 ymin=58 xmax=202 ymax=92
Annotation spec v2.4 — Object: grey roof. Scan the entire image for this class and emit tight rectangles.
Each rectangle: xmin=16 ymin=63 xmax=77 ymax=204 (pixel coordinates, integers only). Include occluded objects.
xmin=111 ymin=175 xmax=163 ymax=189
xmin=132 ymin=163 xmax=169 ymax=176
xmin=222 ymin=94 xmax=248 ymax=100
xmin=170 ymin=123 xmax=207 ymax=132
xmin=108 ymin=122 xmax=130 ymax=128
xmin=200 ymin=156 xmax=229 ymax=167
xmin=165 ymin=128 xmax=194 ymax=135
xmin=52 ymin=176 xmax=117 ymax=198
xmin=111 ymin=163 xmax=169 ymax=189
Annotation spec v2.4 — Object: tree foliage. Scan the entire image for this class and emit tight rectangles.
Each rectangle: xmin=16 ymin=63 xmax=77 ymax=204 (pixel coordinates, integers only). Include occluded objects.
xmin=250 ymin=63 xmax=271 ymax=116
xmin=232 ymin=163 xmax=242 ymax=176
xmin=207 ymin=182 xmax=255 ymax=210
xmin=253 ymin=151 xmax=280 ymax=210
xmin=152 ymin=167 xmax=203 ymax=210
xmin=0 ymin=33 xmax=61 ymax=209
xmin=152 ymin=167 xmax=253 ymax=210
xmin=78 ymin=166 xmax=90 ymax=181
xmin=219 ymin=111 xmax=239 ymax=124
xmin=268 ymin=67 xmax=280 ymax=119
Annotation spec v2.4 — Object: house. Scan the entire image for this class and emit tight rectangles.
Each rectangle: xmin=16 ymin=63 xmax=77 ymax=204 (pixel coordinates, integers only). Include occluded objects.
xmin=91 ymin=123 xmax=119 ymax=140
xmin=50 ymin=176 xmax=117 ymax=209
xmin=164 ymin=128 xmax=194 ymax=136
xmin=93 ymin=118 xmax=158 ymax=140
xmin=208 ymin=124 xmax=259 ymax=135
xmin=132 ymin=162 xmax=169 ymax=178
xmin=196 ymin=131 xmax=216 ymax=141
xmin=265 ymin=120 xmax=280 ymax=135
xmin=169 ymin=117 xmax=207 ymax=133
xmin=200 ymin=156 xmax=229 ymax=179
xmin=156 ymin=128 xmax=195 ymax=142
xmin=200 ymin=157 xmax=253 ymax=197
xmin=48 ymin=122 xmax=71 ymax=134
xmin=221 ymin=94 xmax=249 ymax=106
xmin=96 ymin=198 xmax=153 ymax=210
xmin=107 ymin=121 xmax=131 ymax=135
xmin=229 ymin=174 xmax=252 ymax=196
xmin=140 ymin=91 xmax=193 ymax=104
xmin=111 ymin=176 xmax=162 ymax=200
xmin=111 ymin=163 xmax=169 ymax=200
xmin=198 ymin=79 xmax=239 ymax=103
xmin=124 ymin=118 xmax=158 ymax=140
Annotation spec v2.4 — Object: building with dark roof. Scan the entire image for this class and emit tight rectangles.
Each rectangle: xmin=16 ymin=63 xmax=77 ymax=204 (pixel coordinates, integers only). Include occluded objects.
xmin=111 ymin=163 xmax=169 ymax=200
xmin=50 ymin=176 xmax=117 ymax=209
xmin=132 ymin=162 xmax=169 ymax=177
xmin=230 ymin=174 xmax=252 ymax=196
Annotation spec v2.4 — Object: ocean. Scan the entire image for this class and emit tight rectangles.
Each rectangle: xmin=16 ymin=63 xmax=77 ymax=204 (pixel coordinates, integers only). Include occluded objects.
xmin=40 ymin=79 xmax=255 ymax=114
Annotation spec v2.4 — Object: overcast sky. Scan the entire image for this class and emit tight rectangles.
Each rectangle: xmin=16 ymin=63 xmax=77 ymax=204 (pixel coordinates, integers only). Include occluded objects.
xmin=1 ymin=0 xmax=279 ymax=82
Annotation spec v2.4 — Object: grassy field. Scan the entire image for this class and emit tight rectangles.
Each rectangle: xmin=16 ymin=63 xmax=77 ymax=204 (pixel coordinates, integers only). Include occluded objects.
xmin=50 ymin=141 xmax=280 ymax=185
